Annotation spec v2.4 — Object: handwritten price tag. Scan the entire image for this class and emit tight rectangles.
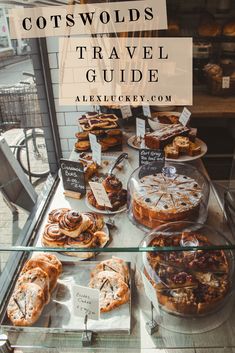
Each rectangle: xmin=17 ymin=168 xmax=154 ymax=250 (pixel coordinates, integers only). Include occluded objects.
xmin=89 ymin=133 xmax=101 ymax=166
xmin=142 ymin=105 xmax=151 ymax=118
xmin=141 ymin=272 xmax=160 ymax=314
xmin=179 ymin=107 xmax=191 ymax=126
xmin=136 ymin=118 xmax=146 ymax=138
xmin=60 ymin=159 xmax=86 ymax=195
xmin=89 ymin=181 xmax=112 ymax=208
xmin=121 ymin=105 xmax=132 ymax=119
xmin=222 ymin=77 xmax=230 ymax=89
xmin=92 ymin=142 xmax=101 ymax=166
xmin=72 ymin=284 xmax=100 ymax=320
xmin=89 ymin=133 xmax=97 ymax=148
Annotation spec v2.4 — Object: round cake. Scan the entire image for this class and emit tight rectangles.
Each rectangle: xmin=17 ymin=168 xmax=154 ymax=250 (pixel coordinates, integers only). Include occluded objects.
xmin=132 ymin=173 xmax=202 ymax=228
xmin=144 ymin=232 xmax=230 ymax=316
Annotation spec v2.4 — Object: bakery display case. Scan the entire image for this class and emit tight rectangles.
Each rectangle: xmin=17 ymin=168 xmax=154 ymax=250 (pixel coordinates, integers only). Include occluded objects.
xmin=138 ymin=221 xmax=235 ymax=333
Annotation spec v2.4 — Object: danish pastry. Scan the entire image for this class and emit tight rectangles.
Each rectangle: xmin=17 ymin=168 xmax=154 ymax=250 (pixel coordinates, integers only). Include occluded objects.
xmin=59 ymin=210 xmax=92 ymax=238
xmin=48 ymin=208 xmax=70 ymax=223
xmin=42 ymin=223 xmax=67 ymax=247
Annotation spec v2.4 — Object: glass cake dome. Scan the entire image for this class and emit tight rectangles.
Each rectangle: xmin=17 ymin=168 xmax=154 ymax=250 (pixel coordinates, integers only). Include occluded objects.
xmin=127 ymin=161 xmax=210 ymax=232
xmin=136 ymin=221 xmax=235 ymax=333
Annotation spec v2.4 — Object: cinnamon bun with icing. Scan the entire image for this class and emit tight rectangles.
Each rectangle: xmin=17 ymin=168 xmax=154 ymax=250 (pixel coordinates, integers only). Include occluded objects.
xmin=59 ymin=210 xmax=92 ymax=238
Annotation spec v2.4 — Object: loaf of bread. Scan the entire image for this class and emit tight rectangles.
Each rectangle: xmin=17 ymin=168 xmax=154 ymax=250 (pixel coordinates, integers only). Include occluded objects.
xmin=7 ymin=254 xmax=62 ymax=326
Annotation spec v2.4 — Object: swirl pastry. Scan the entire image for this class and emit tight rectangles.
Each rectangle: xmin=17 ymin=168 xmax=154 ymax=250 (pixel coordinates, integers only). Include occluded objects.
xmin=59 ymin=210 xmax=92 ymax=238
xmin=83 ymin=212 xmax=104 ymax=232
xmin=48 ymin=208 xmax=70 ymax=223
xmin=42 ymin=223 xmax=67 ymax=248
xmin=66 ymin=230 xmax=97 ymax=248
xmin=65 ymin=230 xmax=109 ymax=259
xmin=65 ymin=230 xmax=99 ymax=259
xmin=102 ymin=175 xmax=122 ymax=193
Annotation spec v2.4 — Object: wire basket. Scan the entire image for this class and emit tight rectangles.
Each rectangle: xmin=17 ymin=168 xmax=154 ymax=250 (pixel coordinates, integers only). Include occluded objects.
xmin=0 ymin=83 xmax=42 ymax=131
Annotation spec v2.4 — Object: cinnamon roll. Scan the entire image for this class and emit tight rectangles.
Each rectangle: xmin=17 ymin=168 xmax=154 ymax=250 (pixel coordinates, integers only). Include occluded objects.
xmin=102 ymin=175 xmax=123 ymax=193
xmin=42 ymin=223 xmax=67 ymax=247
xmin=59 ymin=210 xmax=92 ymax=238
xmin=65 ymin=230 xmax=99 ymax=258
xmin=83 ymin=212 xmax=105 ymax=232
xmin=66 ymin=230 xmax=97 ymax=248
xmin=48 ymin=208 xmax=70 ymax=223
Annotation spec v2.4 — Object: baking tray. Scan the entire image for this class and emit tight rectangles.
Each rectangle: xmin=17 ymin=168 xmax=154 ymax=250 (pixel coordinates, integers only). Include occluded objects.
xmin=1 ymin=261 xmax=132 ymax=334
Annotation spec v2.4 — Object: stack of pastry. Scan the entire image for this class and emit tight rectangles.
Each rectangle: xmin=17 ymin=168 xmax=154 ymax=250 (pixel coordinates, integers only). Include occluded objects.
xmin=7 ymin=254 xmax=62 ymax=326
xmin=89 ymin=257 xmax=130 ymax=312
xmin=164 ymin=136 xmax=201 ymax=159
xmin=75 ymin=129 xmax=123 ymax=152
xmin=78 ymin=112 xmax=119 ymax=131
xmin=42 ymin=208 xmax=109 ymax=258
xmin=87 ymin=175 xmax=127 ymax=212
xmin=145 ymin=232 xmax=230 ymax=316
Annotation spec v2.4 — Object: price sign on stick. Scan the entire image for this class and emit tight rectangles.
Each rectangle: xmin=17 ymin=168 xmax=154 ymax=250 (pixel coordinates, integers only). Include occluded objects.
xmin=136 ymin=118 xmax=146 ymax=138
xmin=72 ymin=284 xmax=100 ymax=320
xmin=141 ymin=272 xmax=160 ymax=314
xmin=142 ymin=105 xmax=151 ymax=118
xmin=89 ymin=133 xmax=101 ymax=166
xmin=121 ymin=105 xmax=132 ymax=119
xmin=222 ymin=77 xmax=230 ymax=89
xmin=179 ymin=107 xmax=191 ymax=126
xmin=89 ymin=182 xmax=112 ymax=208
xmin=60 ymin=159 xmax=86 ymax=196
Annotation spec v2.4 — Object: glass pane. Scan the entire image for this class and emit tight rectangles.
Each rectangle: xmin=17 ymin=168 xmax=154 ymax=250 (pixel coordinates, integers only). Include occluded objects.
xmin=0 ymin=4 xmax=58 ymax=273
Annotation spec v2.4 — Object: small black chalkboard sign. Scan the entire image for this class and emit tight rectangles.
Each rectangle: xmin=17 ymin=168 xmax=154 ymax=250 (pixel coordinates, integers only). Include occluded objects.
xmin=139 ymin=149 xmax=165 ymax=178
xmin=60 ymin=159 xmax=86 ymax=195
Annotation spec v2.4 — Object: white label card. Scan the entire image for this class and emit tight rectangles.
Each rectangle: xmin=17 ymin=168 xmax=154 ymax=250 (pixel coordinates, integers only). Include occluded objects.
xmin=141 ymin=272 xmax=160 ymax=314
xmin=72 ymin=284 xmax=100 ymax=320
xmin=121 ymin=105 xmax=132 ymax=119
xmin=92 ymin=142 xmax=102 ymax=166
xmin=142 ymin=105 xmax=151 ymax=118
xmin=89 ymin=181 xmax=112 ymax=208
xmin=222 ymin=76 xmax=230 ymax=89
xmin=89 ymin=132 xmax=97 ymax=147
xmin=89 ymin=133 xmax=101 ymax=166
xmin=136 ymin=118 xmax=146 ymax=138
xmin=179 ymin=107 xmax=191 ymax=126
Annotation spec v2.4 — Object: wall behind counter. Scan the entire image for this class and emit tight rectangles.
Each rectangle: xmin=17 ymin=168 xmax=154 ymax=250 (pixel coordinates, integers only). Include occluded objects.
xmin=46 ymin=37 xmax=92 ymax=159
